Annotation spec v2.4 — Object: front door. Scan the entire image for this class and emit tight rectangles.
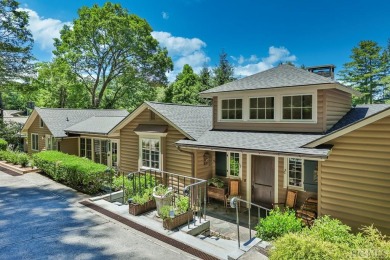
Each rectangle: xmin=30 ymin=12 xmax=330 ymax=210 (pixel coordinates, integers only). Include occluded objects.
xmin=252 ymin=156 xmax=275 ymax=207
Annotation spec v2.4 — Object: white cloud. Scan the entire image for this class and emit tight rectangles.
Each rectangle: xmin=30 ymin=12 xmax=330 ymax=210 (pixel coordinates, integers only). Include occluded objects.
xmin=152 ymin=31 xmax=210 ymax=81
xmin=20 ymin=8 xmax=70 ymax=52
xmin=234 ymin=46 xmax=296 ymax=77
xmin=161 ymin=11 xmax=169 ymax=20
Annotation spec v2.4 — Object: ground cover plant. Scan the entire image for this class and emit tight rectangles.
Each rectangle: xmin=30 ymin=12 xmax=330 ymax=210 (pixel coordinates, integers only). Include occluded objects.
xmin=0 ymin=150 xmax=30 ymax=167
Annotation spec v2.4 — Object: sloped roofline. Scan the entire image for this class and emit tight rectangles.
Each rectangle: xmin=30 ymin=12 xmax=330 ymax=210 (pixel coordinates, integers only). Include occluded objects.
xmin=108 ymin=102 xmax=195 ymax=140
xmin=21 ymin=109 xmax=41 ymax=135
xmin=305 ymin=107 xmax=390 ymax=148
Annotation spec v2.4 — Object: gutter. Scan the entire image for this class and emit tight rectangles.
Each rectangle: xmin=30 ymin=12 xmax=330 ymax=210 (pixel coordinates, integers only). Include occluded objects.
xmin=177 ymin=146 xmax=195 ymax=177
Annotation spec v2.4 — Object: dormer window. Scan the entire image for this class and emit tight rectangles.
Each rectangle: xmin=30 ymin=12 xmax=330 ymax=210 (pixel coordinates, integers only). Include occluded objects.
xmin=249 ymin=97 xmax=274 ymax=120
xmin=282 ymin=95 xmax=313 ymax=120
xmin=221 ymin=99 xmax=242 ymax=120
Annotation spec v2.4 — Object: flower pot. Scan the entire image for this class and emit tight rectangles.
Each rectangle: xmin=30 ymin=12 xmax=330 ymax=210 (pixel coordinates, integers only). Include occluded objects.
xmin=128 ymin=199 xmax=156 ymax=216
xmin=163 ymin=210 xmax=193 ymax=230
xmin=153 ymin=186 xmax=173 ymax=217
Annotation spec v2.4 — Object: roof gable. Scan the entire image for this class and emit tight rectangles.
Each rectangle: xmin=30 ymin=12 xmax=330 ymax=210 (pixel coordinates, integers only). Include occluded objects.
xmin=110 ymin=102 xmax=212 ymax=140
xmin=22 ymin=108 xmax=129 ymax=138
xmin=201 ymin=64 xmax=355 ymax=95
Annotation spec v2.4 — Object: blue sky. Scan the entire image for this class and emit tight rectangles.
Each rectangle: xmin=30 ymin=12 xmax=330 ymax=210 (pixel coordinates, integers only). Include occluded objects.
xmin=19 ymin=0 xmax=390 ymax=81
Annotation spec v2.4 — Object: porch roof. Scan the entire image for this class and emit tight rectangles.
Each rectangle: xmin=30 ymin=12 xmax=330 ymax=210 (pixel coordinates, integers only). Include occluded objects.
xmin=176 ymin=130 xmax=331 ymax=159
xmin=64 ymin=116 xmax=127 ymax=135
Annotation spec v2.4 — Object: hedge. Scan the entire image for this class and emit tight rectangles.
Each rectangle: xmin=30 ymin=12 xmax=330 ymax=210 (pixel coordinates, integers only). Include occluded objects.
xmin=0 ymin=139 xmax=8 ymax=151
xmin=33 ymin=151 xmax=111 ymax=194
xmin=0 ymin=150 xmax=30 ymax=167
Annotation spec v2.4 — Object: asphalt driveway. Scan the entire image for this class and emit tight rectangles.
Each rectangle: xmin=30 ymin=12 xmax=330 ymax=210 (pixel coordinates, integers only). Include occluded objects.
xmin=0 ymin=170 xmax=195 ymax=260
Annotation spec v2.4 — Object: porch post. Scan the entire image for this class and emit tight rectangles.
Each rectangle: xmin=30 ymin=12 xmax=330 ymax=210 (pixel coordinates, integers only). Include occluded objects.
xmin=246 ymin=154 xmax=251 ymax=207
xmin=274 ymin=156 xmax=278 ymax=204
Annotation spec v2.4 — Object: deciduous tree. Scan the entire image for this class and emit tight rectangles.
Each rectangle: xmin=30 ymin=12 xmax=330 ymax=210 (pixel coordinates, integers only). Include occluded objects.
xmin=170 ymin=64 xmax=200 ymax=104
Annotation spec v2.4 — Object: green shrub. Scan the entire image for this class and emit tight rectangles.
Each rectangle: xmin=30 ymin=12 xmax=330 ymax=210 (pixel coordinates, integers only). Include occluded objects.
xmin=17 ymin=153 xmax=30 ymax=167
xmin=159 ymin=205 xmax=173 ymax=220
xmin=0 ymin=150 xmax=30 ymax=167
xmin=132 ymin=188 xmax=153 ymax=205
xmin=255 ymin=207 xmax=302 ymax=241
xmin=33 ymin=151 xmax=109 ymax=194
xmin=175 ymin=196 xmax=189 ymax=215
xmin=0 ymin=139 xmax=8 ymax=151
xmin=270 ymin=232 xmax=345 ymax=260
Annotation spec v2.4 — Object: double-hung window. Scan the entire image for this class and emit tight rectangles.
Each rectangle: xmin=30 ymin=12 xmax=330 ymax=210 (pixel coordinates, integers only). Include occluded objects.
xmin=282 ymin=95 xmax=313 ymax=120
xmin=287 ymin=158 xmax=304 ymax=189
xmin=141 ymin=138 xmax=160 ymax=170
xmin=221 ymin=99 xmax=242 ymax=120
xmin=80 ymin=138 xmax=92 ymax=160
xmin=215 ymin=151 xmax=241 ymax=178
xmin=31 ymin=133 xmax=38 ymax=151
xmin=249 ymin=97 xmax=275 ymax=120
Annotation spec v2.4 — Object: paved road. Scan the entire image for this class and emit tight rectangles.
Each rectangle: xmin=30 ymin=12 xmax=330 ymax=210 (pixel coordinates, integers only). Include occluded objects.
xmin=0 ymin=170 xmax=196 ymax=260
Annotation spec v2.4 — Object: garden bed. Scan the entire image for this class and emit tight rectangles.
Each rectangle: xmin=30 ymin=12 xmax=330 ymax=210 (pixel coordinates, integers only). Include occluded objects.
xmin=0 ymin=161 xmax=38 ymax=175
xmin=163 ymin=210 xmax=193 ymax=230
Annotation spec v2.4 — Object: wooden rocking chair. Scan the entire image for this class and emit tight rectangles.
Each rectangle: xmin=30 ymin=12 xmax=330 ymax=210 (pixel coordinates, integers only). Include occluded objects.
xmin=272 ymin=189 xmax=298 ymax=210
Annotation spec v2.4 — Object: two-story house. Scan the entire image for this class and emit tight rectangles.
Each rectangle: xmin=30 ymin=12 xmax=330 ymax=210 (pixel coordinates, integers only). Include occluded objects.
xmin=113 ymin=64 xmax=389 ymax=234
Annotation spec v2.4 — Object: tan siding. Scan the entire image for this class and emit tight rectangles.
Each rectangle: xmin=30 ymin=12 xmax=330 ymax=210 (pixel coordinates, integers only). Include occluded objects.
xmin=194 ymin=150 xmax=213 ymax=180
xmin=119 ymin=109 xmax=192 ymax=177
xmin=213 ymin=89 xmax=326 ymax=133
xmin=59 ymin=138 xmax=79 ymax=155
xmin=320 ymin=116 xmax=390 ymax=235
xmin=27 ymin=115 xmax=52 ymax=154
xmin=325 ymin=89 xmax=352 ymax=130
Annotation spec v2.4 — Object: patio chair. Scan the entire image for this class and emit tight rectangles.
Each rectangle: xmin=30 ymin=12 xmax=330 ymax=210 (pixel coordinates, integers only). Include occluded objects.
xmin=224 ymin=179 xmax=241 ymax=210
xmin=272 ymin=189 xmax=298 ymax=210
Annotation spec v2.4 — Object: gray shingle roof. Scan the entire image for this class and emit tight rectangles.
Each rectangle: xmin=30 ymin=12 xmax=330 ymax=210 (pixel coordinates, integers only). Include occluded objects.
xmin=201 ymin=64 xmax=343 ymax=94
xmin=327 ymin=104 xmax=390 ymax=134
xmin=146 ymin=102 xmax=212 ymax=140
xmin=177 ymin=130 xmax=330 ymax=158
xmin=65 ymin=116 xmax=126 ymax=135
xmin=36 ymin=108 xmax=129 ymax=137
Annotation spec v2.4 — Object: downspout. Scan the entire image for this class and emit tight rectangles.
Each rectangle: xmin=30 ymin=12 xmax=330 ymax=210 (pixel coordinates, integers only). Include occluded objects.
xmin=177 ymin=146 xmax=195 ymax=178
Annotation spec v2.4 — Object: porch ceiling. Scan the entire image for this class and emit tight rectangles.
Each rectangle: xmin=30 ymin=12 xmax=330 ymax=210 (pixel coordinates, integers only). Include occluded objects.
xmin=176 ymin=130 xmax=330 ymax=159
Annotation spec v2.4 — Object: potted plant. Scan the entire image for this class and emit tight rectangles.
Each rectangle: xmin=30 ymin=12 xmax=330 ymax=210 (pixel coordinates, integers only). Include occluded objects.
xmin=153 ymin=184 xmax=173 ymax=217
xmin=160 ymin=196 xmax=193 ymax=230
xmin=128 ymin=188 xmax=156 ymax=216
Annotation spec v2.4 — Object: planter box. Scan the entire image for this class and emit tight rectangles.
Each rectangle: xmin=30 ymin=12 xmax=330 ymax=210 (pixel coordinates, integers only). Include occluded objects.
xmin=207 ymin=186 xmax=227 ymax=203
xmin=163 ymin=210 xmax=193 ymax=230
xmin=128 ymin=200 xmax=156 ymax=216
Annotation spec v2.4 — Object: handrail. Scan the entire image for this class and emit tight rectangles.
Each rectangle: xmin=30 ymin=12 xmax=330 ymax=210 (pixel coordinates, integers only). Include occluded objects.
xmin=230 ymin=197 xmax=271 ymax=249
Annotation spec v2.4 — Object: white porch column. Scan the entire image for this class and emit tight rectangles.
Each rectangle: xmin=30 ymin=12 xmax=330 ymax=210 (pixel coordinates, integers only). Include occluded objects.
xmin=274 ymin=156 xmax=279 ymax=204
xmin=246 ymin=153 xmax=251 ymax=204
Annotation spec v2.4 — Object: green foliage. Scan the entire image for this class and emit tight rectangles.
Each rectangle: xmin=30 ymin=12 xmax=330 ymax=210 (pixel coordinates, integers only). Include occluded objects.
xmin=207 ymin=177 xmax=225 ymax=188
xmin=0 ymin=150 xmax=30 ymax=167
xmin=153 ymin=184 xmax=169 ymax=196
xmin=213 ymin=50 xmax=235 ymax=86
xmin=168 ymin=64 xmax=201 ymax=104
xmin=175 ymin=196 xmax=189 ymax=215
xmin=112 ymin=173 xmax=156 ymax=201
xmin=0 ymin=0 xmax=34 ymax=87
xmin=270 ymin=215 xmax=390 ymax=260
xmin=0 ymin=121 xmax=23 ymax=150
xmin=339 ymin=40 xmax=389 ymax=104
xmin=131 ymin=188 xmax=153 ymax=205
xmin=52 ymin=2 xmax=172 ymax=108
xmin=159 ymin=205 xmax=173 ymax=220
xmin=0 ymin=138 xmax=7 ymax=150
xmin=33 ymin=151 xmax=109 ymax=194
xmin=255 ymin=207 xmax=302 ymax=241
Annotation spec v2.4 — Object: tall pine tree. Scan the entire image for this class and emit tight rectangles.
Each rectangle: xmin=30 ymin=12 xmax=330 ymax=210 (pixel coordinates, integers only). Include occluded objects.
xmin=213 ymin=50 xmax=235 ymax=86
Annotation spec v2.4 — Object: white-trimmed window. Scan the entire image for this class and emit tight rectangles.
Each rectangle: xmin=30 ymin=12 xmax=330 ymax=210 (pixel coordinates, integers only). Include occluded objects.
xmin=228 ymin=152 xmax=241 ymax=177
xmin=221 ymin=99 xmax=243 ymax=120
xmin=287 ymin=158 xmax=304 ymax=189
xmin=249 ymin=97 xmax=275 ymax=120
xmin=31 ymin=133 xmax=39 ymax=151
xmin=282 ymin=95 xmax=313 ymax=120
xmin=141 ymin=138 xmax=160 ymax=170
xmin=39 ymin=118 xmax=44 ymax=128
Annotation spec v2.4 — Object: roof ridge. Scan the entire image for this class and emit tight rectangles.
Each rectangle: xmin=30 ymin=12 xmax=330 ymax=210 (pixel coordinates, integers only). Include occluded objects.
xmin=36 ymin=107 xmax=127 ymax=111
xmin=146 ymin=101 xmax=211 ymax=108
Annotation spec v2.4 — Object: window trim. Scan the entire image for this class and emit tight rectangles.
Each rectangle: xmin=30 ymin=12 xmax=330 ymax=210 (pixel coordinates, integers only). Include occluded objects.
xmin=138 ymin=135 xmax=163 ymax=171
xmin=286 ymin=158 xmax=305 ymax=190
xmin=219 ymin=97 xmax=244 ymax=121
xmin=248 ymin=96 xmax=276 ymax=121
xmin=31 ymin=133 xmax=39 ymax=151
xmin=281 ymin=94 xmax=314 ymax=121
xmin=227 ymin=152 xmax=242 ymax=178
